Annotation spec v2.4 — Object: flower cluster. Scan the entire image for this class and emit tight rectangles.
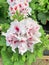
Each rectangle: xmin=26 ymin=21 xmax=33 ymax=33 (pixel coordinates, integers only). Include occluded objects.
xmin=2 ymin=18 xmax=41 ymax=55
xmin=7 ymin=0 xmax=32 ymax=18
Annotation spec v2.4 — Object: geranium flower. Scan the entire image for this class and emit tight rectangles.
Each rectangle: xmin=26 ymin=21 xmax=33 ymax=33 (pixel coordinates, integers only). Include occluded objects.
xmin=2 ymin=18 xmax=41 ymax=55
xmin=7 ymin=0 xmax=31 ymax=5
xmin=7 ymin=0 xmax=32 ymax=19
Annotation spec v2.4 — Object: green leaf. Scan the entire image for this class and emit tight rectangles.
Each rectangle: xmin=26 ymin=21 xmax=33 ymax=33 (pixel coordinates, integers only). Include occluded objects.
xmin=46 ymin=14 xmax=49 ymax=21
xmin=38 ymin=0 xmax=45 ymax=6
xmin=1 ymin=48 xmax=13 ymax=65
xmin=38 ymin=12 xmax=47 ymax=25
xmin=14 ymin=62 xmax=20 ymax=65
xmin=47 ymin=5 xmax=49 ymax=9
xmin=0 ymin=0 xmax=6 ymax=3
xmin=12 ymin=11 xmax=24 ymax=21
xmin=2 ymin=23 xmax=10 ymax=32
xmin=25 ymin=51 xmax=36 ymax=65
xmin=0 ymin=17 xmax=11 ymax=24
xmin=39 ymin=26 xmax=45 ymax=35
xmin=11 ymin=52 xmax=18 ymax=62
xmin=0 ymin=36 xmax=6 ymax=46
xmin=37 ymin=48 xmax=43 ymax=58
xmin=0 ymin=2 xmax=8 ymax=19
xmin=14 ymin=60 xmax=24 ymax=65
xmin=22 ymin=54 xmax=26 ymax=62
xmin=14 ymin=55 xmax=25 ymax=65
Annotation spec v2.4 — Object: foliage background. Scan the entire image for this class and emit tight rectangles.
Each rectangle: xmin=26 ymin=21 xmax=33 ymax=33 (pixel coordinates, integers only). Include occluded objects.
xmin=30 ymin=0 xmax=49 ymax=25
xmin=0 ymin=0 xmax=49 ymax=25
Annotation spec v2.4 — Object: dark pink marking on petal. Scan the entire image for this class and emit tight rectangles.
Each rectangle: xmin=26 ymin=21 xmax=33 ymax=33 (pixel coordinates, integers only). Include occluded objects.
xmin=19 ymin=4 xmax=22 ymax=7
xmin=25 ymin=3 xmax=27 ymax=6
xmin=15 ymin=26 xmax=19 ymax=32
xmin=10 ymin=7 xmax=13 ymax=11
xmin=29 ymin=37 xmax=32 ymax=40
xmin=14 ymin=6 xmax=17 ymax=10
xmin=20 ymin=40 xmax=25 ymax=42
xmin=14 ymin=40 xmax=18 ymax=44
xmin=12 ymin=12 xmax=15 ymax=14
xmin=22 ymin=8 xmax=24 ymax=11
xmin=11 ymin=0 xmax=13 ymax=2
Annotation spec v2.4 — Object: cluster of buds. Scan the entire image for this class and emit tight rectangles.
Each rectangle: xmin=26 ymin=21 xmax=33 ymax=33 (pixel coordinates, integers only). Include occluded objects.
xmin=2 ymin=18 xmax=41 ymax=55
xmin=7 ymin=0 xmax=32 ymax=19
